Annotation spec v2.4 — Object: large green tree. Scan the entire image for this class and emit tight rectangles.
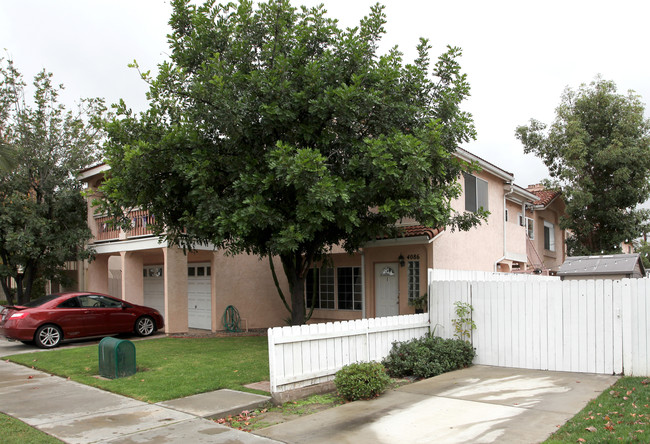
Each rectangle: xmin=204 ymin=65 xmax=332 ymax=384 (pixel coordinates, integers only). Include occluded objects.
xmin=516 ymin=77 xmax=650 ymax=256
xmin=101 ymin=0 xmax=484 ymax=325
xmin=0 ymin=59 xmax=104 ymax=305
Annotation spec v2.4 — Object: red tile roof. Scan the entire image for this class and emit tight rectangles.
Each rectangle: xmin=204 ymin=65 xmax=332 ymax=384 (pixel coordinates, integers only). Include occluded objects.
xmin=528 ymin=188 xmax=561 ymax=207
xmin=397 ymin=225 xmax=443 ymax=239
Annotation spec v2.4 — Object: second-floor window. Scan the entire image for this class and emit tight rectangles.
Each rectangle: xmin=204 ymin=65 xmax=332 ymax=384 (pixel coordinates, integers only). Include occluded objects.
xmin=526 ymin=217 xmax=535 ymax=239
xmin=463 ymin=173 xmax=488 ymax=213
xmin=544 ymin=221 xmax=555 ymax=251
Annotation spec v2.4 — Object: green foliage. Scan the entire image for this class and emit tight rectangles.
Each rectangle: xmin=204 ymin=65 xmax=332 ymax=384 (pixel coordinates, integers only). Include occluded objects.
xmin=0 ymin=59 xmax=104 ymax=305
xmin=636 ymin=240 xmax=650 ymax=270
xmin=382 ymin=334 xmax=475 ymax=379
xmin=408 ymin=293 xmax=428 ymax=311
xmin=101 ymin=0 xmax=484 ymax=325
xmin=451 ymin=301 xmax=476 ymax=341
xmin=334 ymin=361 xmax=391 ymax=401
xmin=516 ymin=76 xmax=650 ymax=256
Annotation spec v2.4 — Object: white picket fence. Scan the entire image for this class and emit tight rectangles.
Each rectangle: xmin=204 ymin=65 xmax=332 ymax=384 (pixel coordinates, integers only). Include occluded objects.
xmin=431 ymin=278 xmax=650 ymax=376
xmin=430 ymin=268 xmax=560 ymax=282
xmin=267 ymin=313 xmax=429 ymax=394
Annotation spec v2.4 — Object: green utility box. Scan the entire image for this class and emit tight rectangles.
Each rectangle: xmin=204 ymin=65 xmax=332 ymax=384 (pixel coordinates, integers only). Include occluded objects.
xmin=98 ymin=337 xmax=136 ymax=379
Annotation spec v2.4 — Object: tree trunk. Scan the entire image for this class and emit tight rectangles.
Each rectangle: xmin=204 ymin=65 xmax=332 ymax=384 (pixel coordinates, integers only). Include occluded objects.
xmin=1 ymin=278 xmax=14 ymax=306
xmin=280 ymin=251 xmax=309 ymax=326
xmin=290 ymin=274 xmax=306 ymax=325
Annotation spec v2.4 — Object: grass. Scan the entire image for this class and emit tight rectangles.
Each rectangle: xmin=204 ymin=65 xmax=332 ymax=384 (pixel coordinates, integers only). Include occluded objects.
xmin=0 ymin=413 xmax=63 ymax=444
xmin=6 ymin=336 xmax=269 ymax=403
xmin=545 ymin=377 xmax=650 ymax=443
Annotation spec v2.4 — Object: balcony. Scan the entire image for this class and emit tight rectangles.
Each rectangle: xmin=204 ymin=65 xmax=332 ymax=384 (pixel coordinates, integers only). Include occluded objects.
xmin=93 ymin=210 xmax=156 ymax=242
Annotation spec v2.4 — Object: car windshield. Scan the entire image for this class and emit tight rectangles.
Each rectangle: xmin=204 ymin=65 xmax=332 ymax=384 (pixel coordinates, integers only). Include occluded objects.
xmin=22 ymin=294 xmax=61 ymax=308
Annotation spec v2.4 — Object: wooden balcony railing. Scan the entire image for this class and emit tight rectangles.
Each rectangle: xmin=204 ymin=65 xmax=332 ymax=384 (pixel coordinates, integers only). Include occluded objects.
xmin=93 ymin=210 xmax=156 ymax=241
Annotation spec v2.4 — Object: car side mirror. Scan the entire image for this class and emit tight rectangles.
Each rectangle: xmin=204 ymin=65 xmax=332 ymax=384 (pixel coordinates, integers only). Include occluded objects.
xmin=121 ymin=303 xmax=128 ymax=310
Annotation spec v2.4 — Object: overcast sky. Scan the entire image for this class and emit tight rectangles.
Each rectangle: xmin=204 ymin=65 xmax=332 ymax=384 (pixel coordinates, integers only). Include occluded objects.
xmin=2 ymin=0 xmax=649 ymax=189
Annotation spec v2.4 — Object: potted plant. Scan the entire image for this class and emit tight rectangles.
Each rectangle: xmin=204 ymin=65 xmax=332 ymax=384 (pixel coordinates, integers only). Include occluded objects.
xmin=408 ymin=293 xmax=428 ymax=314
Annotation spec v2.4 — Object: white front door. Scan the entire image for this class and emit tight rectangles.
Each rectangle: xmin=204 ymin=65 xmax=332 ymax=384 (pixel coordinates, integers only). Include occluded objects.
xmin=375 ymin=263 xmax=399 ymax=318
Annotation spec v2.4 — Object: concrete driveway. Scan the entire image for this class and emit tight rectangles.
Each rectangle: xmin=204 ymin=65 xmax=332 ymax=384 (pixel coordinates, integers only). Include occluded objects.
xmin=256 ymin=365 xmax=619 ymax=444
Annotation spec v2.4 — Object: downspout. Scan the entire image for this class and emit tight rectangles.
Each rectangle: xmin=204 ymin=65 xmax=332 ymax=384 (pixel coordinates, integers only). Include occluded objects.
xmin=495 ymin=182 xmax=515 ymax=272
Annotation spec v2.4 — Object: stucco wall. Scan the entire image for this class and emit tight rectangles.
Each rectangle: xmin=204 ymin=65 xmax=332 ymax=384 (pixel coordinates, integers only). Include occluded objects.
xmin=212 ymin=252 xmax=290 ymax=329
xmin=532 ymin=198 xmax=566 ymax=271
xmin=505 ymin=199 xmax=527 ymax=259
xmin=432 ymin=170 xmax=506 ymax=271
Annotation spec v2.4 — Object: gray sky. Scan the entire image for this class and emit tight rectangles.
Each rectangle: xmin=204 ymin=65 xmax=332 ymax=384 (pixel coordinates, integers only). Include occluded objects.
xmin=2 ymin=0 xmax=649 ymax=189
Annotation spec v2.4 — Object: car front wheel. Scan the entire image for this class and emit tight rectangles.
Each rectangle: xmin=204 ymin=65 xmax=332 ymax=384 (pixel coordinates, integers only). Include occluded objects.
xmin=35 ymin=325 xmax=62 ymax=349
xmin=135 ymin=316 xmax=155 ymax=337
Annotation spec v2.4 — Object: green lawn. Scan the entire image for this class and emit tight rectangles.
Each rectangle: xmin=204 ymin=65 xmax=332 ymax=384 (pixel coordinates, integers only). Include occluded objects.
xmin=0 ymin=413 xmax=63 ymax=444
xmin=545 ymin=376 xmax=650 ymax=443
xmin=6 ymin=336 xmax=269 ymax=403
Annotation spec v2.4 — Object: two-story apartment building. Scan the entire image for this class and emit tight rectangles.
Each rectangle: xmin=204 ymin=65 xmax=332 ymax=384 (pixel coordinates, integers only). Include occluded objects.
xmin=75 ymin=149 xmax=564 ymax=333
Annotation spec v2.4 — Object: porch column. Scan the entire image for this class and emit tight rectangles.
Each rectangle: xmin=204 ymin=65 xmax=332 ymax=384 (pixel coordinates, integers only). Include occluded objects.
xmin=120 ymin=251 xmax=144 ymax=305
xmin=86 ymin=255 xmax=109 ymax=294
xmin=210 ymin=252 xmax=218 ymax=332
xmin=163 ymin=246 xmax=188 ymax=334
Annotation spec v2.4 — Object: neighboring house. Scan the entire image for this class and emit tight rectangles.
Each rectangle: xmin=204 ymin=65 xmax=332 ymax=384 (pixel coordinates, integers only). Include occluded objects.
xmin=75 ymin=149 xmax=567 ymax=333
xmin=525 ymin=185 xmax=567 ymax=273
xmin=557 ymin=254 xmax=646 ymax=280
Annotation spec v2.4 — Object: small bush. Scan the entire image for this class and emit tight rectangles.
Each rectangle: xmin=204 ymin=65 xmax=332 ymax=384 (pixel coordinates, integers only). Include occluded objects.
xmin=382 ymin=334 xmax=475 ymax=379
xmin=334 ymin=362 xmax=391 ymax=401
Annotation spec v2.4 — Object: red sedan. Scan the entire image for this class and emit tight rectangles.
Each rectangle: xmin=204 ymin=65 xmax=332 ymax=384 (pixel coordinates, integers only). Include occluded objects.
xmin=0 ymin=292 xmax=164 ymax=348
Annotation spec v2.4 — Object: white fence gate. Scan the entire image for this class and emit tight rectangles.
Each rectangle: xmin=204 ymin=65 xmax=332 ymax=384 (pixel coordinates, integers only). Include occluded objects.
xmin=430 ymin=268 xmax=560 ymax=282
xmin=431 ymin=278 xmax=650 ymax=377
xmin=268 ymin=313 xmax=429 ymax=394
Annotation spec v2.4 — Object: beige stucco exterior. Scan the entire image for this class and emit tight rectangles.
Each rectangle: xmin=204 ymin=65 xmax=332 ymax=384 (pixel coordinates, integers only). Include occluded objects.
xmin=76 ymin=150 xmax=569 ymax=331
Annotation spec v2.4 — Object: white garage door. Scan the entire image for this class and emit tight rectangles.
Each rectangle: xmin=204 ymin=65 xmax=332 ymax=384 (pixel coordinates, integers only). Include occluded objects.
xmin=188 ymin=263 xmax=212 ymax=330
xmin=143 ymin=266 xmax=165 ymax=318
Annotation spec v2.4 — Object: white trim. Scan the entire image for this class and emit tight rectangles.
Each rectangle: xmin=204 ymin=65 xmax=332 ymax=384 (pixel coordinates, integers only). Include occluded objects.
xmin=77 ymin=164 xmax=110 ymax=181
xmin=505 ymin=184 xmax=538 ymax=204
xmin=455 ymin=148 xmax=514 ymax=182
xmin=93 ymin=237 xmax=168 ymax=254
xmin=92 ymin=236 xmax=217 ymax=254
xmin=505 ymin=252 xmax=528 ymax=263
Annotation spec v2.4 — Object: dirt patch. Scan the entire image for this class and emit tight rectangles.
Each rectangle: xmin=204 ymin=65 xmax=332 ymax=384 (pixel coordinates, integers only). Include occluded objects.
xmin=168 ymin=328 xmax=267 ymax=338
xmin=213 ymin=395 xmax=344 ymax=432
xmin=213 ymin=378 xmax=414 ymax=432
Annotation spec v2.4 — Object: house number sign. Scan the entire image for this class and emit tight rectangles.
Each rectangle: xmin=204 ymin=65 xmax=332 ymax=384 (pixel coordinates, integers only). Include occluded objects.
xmin=407 ymin=254 xmax=420 ymax=260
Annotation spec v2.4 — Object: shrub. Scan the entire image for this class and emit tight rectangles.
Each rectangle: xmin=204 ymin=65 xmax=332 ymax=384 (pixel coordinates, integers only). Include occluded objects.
xmin=382 ymin=334 xmax=475 ymax=379
xmin=334 ymin=362 xmax=391 ymax=401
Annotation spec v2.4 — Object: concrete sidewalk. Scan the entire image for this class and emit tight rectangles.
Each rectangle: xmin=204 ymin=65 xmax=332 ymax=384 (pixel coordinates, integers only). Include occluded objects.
xmin=0 ymin=335 xmax=621 ymax=444
xmin=255 ymin=365 xmax=619 ymax=444
xmin=0 ymin=359 xmax=278 ymax=444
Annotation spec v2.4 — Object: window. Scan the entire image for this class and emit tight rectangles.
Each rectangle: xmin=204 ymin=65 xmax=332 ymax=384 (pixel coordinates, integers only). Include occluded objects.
xmin=78 ymin=295 xmax=122 ymax=308
xmin=407 ymin=261 xmax=420 ymax=303
xmin=338 ymin=267 xmax=362 ymax=310
xmin=306 ymin=266 xmax=360 ymax=310
xmin=544 ymin=221 xmax=555 ymax=251
xmin=463 ymin=173 xmax=489 ymax=213
xmin=306 ymin=267 xmax=335 ymax=309
xmin=526 ymin=217 xmax=535 ymax=239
